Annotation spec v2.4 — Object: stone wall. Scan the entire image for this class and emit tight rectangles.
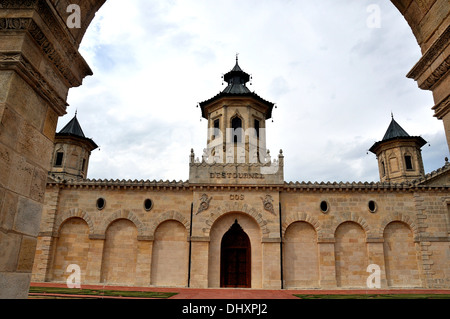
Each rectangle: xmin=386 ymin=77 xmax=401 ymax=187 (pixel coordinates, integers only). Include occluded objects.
xmin=1 ymin=0 xmax=449 ymax=298
xmin=31 ymin=180 xmax=450 ymax=289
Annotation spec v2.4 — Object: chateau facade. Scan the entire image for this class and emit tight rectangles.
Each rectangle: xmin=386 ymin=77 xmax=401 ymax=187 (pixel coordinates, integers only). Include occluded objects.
xmin=31 ymin=60 xmax=450 ymax=290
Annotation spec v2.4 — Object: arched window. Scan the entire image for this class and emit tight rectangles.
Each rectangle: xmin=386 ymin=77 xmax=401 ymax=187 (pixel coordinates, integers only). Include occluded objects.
xmin=231 ymin=116 xmax=242 ymax=143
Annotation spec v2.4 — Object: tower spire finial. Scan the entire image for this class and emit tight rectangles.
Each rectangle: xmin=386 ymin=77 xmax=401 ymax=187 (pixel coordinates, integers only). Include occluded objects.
xmin=236 ymin=52 xmax=239 ymax=63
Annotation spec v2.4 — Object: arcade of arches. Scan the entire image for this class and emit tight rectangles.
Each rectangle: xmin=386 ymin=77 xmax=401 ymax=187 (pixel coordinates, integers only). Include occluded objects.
xmin=0 ymin=1 xmax=449 ymax=298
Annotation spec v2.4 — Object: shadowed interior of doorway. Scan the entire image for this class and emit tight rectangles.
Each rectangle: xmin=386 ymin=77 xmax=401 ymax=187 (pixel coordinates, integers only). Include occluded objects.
xmin=220 ymin=220 xmax=251 ymax=288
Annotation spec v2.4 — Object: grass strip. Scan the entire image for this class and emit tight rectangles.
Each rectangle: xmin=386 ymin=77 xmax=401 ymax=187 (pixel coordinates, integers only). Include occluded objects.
xmin=29 ymin=286 xmax=177 ymax=299
xmin=294 ymin=293 xmax=450 ymax=299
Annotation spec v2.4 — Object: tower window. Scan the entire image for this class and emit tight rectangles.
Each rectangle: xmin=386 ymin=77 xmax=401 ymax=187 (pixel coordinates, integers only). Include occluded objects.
xmin=231 ymin=117 xmax=242 ymax=143
xmin=213 ymin=119 xmax=220 ymax=139
xmin=254 ymin=119 xmax=260 ymax=138
xmin=381 ymin=161 xmax=386 ymax=176
xmin=404 ymin=155 xmax=413 ymax=170
xmin=54 ymin=152 xmax=64 ymax=166
xmin=81 ymin=158 xmax=86 ymax=172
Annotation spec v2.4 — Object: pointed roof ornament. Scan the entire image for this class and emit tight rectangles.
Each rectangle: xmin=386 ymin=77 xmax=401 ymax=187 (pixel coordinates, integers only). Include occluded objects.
xmin=58 ymin=113 xmax=86 ymax=138
xmin=369 ymin=114 xmax=426 ymax=154
xmin=382 ymin=116 xmax=410 ymax=141
xmin=56 ymin=112 xmax=98 ymax=150
xmin=198 ymin=56 xmax=275 ymax=119
xmin=223 ymin=55 xmax=251 ymax=91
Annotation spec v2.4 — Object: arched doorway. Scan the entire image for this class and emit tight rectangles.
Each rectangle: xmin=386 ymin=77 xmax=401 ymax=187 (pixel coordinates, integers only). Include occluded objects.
xmin=220 ymin=220 xmax=251 ymax=288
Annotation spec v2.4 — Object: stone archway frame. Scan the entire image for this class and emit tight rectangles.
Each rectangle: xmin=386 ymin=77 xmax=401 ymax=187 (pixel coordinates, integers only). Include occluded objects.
xmin=202 ymin=202 xmax=270 ymax=239
xmin=53 ymin=208 xmax=94 ymax=237
xmin=282 ymin=212 xmax=323 ymax=240
xmin=96 ymin=209 xmax=148 ymax=240
xmin=379 ymin=212 xmax=420 ymax=242
xmin=148 ymin=210 xmax=191 ymax=240
xmin=331 ymin=212 xmax=372 ymax=240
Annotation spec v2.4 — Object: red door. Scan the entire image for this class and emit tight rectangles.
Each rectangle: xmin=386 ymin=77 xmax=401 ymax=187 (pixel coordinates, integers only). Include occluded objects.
xmin=220 ymin=220 xmax=251 ymax=288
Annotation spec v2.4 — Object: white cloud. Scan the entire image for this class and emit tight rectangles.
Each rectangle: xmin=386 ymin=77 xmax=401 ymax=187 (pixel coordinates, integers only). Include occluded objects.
xmin=63 ymin=0 xmax=447 ymax=182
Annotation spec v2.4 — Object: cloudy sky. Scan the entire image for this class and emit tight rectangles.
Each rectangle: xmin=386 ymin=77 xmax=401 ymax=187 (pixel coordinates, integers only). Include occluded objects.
xmin=62 ymin=0 xmax=448 ymax=183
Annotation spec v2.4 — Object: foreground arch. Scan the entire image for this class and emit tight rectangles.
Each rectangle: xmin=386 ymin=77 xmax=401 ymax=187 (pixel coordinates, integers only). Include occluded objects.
xmin=0 ymin=0 xmax=448 ymax=298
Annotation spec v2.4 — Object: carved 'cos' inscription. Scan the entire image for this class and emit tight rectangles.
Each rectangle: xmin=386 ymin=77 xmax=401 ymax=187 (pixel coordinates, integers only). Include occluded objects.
xmin=230 ymin=194 xmax=245 ymax=200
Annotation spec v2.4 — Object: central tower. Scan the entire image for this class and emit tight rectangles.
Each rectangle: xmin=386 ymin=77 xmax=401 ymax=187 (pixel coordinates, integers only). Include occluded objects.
xmin=189 ymin=58 xmax=284 ymax=185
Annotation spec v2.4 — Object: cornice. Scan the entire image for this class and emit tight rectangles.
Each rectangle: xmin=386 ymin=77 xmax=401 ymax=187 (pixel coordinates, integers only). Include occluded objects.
xmin=0 ymin=0 xmax=93 ymax=87
xmin=46 ymin=177 xmax=450 ymax=192
xmin=432 ymin=93 xmax=450 ymax=119
xmin=0 ymin=51 xmax=67 ymax=115
xmin=407 ymin=24 xmax=450 ymax=91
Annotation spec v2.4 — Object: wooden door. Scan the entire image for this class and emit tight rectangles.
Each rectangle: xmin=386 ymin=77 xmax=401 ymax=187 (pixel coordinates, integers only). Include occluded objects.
xmin=220 ymin=220 xmax=251 ymax=288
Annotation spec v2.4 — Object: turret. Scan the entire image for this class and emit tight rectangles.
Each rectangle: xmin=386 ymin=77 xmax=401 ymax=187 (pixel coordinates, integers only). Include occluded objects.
xmin=49 ymin=113 xmax=98 ymax=181
xmin=369 ymin=115 xmax=426 ymax=183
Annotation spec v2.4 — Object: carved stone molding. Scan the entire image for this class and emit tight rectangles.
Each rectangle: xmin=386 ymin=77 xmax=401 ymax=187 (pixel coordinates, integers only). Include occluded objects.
xmin=419 ymin=55 xmax=450 ymax=91
xmin=0 ymin=17 xmax=32 ymax=29
xmin=0 ymin=51 xmax=67 ymax=115
xmin=432 ymin=94 xmax=450 ymax=119
xmin=261 ymin=194 xmax=275 ymax=215
xmin=0 ymin=0 xmax=93 ymax=87
xmin=0 ymin=16 xmax=91 ymax=87
xmin=197 ymin=193 xmax=212 ymax=214
xmin=407 ymin=25 xmax=450 ymax=91
xmin=0 ymin=0 xmax=37 ymax=9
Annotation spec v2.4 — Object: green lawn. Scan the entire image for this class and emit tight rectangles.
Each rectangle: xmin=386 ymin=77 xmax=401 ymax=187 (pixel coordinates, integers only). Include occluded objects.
xmin=29 ymin=286 xmax=177 ymax=299
xmin=294 ymin=293 xmax=450 ymax=299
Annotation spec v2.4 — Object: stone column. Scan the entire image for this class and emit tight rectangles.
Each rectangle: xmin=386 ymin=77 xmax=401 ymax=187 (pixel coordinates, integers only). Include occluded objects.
xmin=0 ymin=1 xmax=92 ymax=298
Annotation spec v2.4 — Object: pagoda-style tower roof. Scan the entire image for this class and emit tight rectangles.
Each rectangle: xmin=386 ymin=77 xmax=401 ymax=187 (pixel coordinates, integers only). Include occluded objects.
xmin=56 ymin=113 xmax=98 ymax=151
xmin=369 ymin=116 xmax=427 ymax=154
xmin=199 ymin=57 xmax=275 ymax=119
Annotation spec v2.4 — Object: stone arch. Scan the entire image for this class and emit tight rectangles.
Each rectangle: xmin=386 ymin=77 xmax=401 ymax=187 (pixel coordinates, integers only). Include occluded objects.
xmin=51 ymin=217 xmax=90 ymax=282
xmin=383 ymin=220 xmax=421 ymax=287
xmin=379 ymin=212 xmax=419 ymax=241
xmin=54 ymin=208 xmax=94 ymax=237
xmin=203 ymin=202 xmax=269 ymax=238
xmin=100 ymin=219 xmax=138 ymax=285
xmin=151 ymin=219 xmax=189 ymax=287
xmin=65 ymin=1 xmax=437 ymax=56
xmin=207 ymin=211 xmax=263 ymax=288
xmin=282 ymin=212 xmax=323 ymax=240
xmin=334 ymin=221 xmax=369 ymax=288
xmin=332 ymin=212 xmax=371 ymax=239
xmin=149 ymin=210 xmax=190 ymax=239
xmin=97 ymin=209 xmax=146 ymax=238
xmin=283 ymin=221 xmax=320 ymax=288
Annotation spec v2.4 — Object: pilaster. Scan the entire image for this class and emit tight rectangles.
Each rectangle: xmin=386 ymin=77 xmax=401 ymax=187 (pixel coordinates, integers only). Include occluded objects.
xmin=0 ymin=0 xmax=92 ymax=298
xmin=317 ymin=240 xmax=337 ymax=288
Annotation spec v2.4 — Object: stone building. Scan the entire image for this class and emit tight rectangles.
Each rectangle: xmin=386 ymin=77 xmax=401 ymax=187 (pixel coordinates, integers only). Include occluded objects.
xmin=31 ymin=60 xmax=450 ymax=290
